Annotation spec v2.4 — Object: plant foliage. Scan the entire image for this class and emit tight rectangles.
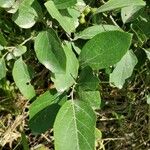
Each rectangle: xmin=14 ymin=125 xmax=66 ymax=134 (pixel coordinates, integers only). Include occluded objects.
xmin=0 ymin=0 xmax=149 ymax=149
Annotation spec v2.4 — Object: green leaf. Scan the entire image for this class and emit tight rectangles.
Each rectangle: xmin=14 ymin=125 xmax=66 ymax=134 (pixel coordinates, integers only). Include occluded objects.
xmin=30 ymin=104 xmax=59 ymax=133
xmin=77 ymin=66 xmax=99 ymax=91
xmin=144 ymin=49 xmax=150 ymax=60
xmin=45 ymin=1 xmax=75 ymax=33
xmin=0 ymin=32 xmax=7 ymax=46
xmin=146 ymin=94 xmax=150 ymax=105
xmin=75 ymin=25 xmax=121 ymax=40
xmin=96 ymin=0 xmax=146 ymax=14
xmin=78 ymin=90 xmax=101 ymax=109
xmin=79 ymin=31 xmax=132 ymax=70
xmin=21 ymin=132 xmax=29 ymax=150
xmin=0 ymin=45 xmax=3 ymax=51
xmin=19 ymin=0 xmax=35 ymax=6
xmin=12 ymin=58 xmax=35 ymax=99
xmin=12 ymin=1 xmax=38 ymax=29
xmin=110 ymin=50 xmax=138 ymax=89
xmin=0 ymin=57 xmax=6 ymax=80
xmin=6 ymin=0 xmax=20 ymax=14
xmin=67 ymin=7 xmax=80 ymax=28
xmin=34 ymin=29 xmax=66 ymax=74
xmin=32 ymin=0 xmax=43 ymax=19
xmin=130 ymin=24 xmax=147 ymax=45
xmin=51 ymin=42 xmax=79 ymax=92
xmin=29 ymin=90 xmax=57 ymax=119
xmin=95 ymin=128 xmax=102 ymax=141
xmin=71 ymin=42 xmax=81 ymax=55
xmin=54 ymin=100 xmax=96 ymax=150
xmin=131 ymin=10 xmax=150 ymax=40
xmin=0 ymin=0 xmax=15 ymax=8
xmin=13 ymin=45 xmax=27 ymax=57
xmin=29 ymin=90 xmax=63 ymax=133
xmin=53 ymin=0 xmax=77 ymax=9
xmin=121 ymin=6 xmax=143 ymax=23
xmin=58 ymin=9 xmax=79 ymax=30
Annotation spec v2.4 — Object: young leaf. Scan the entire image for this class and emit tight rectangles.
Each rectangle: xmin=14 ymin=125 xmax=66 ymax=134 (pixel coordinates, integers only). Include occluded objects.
xmin=0 ymin=0 xmax=15 ymax=8
xmin=34 ymin=29 xmax=66 ymax=74
xmin=121 ymin=6 xmax=143 ymax=23
xmin=45 ymin=1 xmax=75 ymax=33
xmin=78 ymin=90 xmax=101 ymax=109
xmin=29 ymin=90 xmax=64 ymax=133
xmin=110 ymin=50 xmax=138 ymax=89
xmin=13 ymin=45 xmax=27 ymax=57
xmin=53 ymin=0 xmax=77 ymax=9
xmin=54 ymin=100 xmax=96 ymax=150
xmin=75 ymin=25 xmax=121 ymax=40
xmin=0 ymin=57 xmax=6 ymax=80
xmin=51 ymin=42 xmax=79 ymax=92
xmin=12 ymin=58 xmax=35 ymax=99
xmin=96 ymin=0 xmax=146 ymax=14
xmin=79 ymin=31 xmax=132 ymax=70
xmin=12 ymin=1 xmax=38 ymax=29
xmin=77 ymin=66 xmax=99 ymax=91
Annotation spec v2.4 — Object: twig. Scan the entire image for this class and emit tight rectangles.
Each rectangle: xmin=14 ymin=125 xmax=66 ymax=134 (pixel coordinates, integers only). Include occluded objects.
xmin=70 ymin=84 xmax=76 ymax=100
xmin=20 ymin=36 xmax=34 ymax=46
xmin=102 ymin=137 xmax=125 ymax=141
xmin=109 ymin=15 xmax=120 ymax=28
xmin=135 ymin=139 xmax=149 ymax=149
xmin=41 ymin=134 xmax=51 ymax=143
xmin=99 ymin=118 xmax=120 ymax=121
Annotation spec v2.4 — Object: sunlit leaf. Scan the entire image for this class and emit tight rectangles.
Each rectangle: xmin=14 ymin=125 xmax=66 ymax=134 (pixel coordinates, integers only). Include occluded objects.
xmin=0 ymin=0 xmax=15 ymax=8
xmin=79 ymin=31 xmax=132 ymax=70
xmin=53 ymin=0 xmax=77 ymax=9
xmin=52 ymin=42 xmax=79 ymax=92
xmin=13 ymin=58 xmax=35 ymax=99
xmin=12 ymin=0 xmax=38 ymax=28
xmin=75 ymin=25 xmax=121 ymax=40
xmin=54 ymin=100 xmax=96 ymax=150
xmin=34 ymin=29 xmax=66 ymax=74
xmin=96 ymin=0 xmax=146 ymax=14
xmin=110 ymin=50 xmax=138 ymax=89
xmin=121 ymin=6 xmax=143 ymax=23
xmin=45 ymin=1 xmax=75 ymax=33
xmin=78 ymin=90 xmax=101 ymax=109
